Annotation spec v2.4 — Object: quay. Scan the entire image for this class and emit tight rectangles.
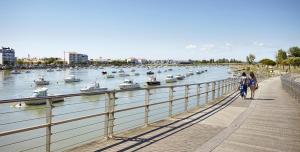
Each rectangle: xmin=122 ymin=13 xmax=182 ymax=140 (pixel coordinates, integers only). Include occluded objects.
xmin=70 ymin=76 xmax=300 ymax=152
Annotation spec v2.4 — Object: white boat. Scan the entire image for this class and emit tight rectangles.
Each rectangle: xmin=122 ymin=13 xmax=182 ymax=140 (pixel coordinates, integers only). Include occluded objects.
xmin=175 ymin=74 xmax=185 ymax=80
xmin=119 ymin=73 xmax=130 ymax=77
xmin=25 ymin=70 xmax=31 ymax=73
xmin=131 ymin=69 xmax=136 ymax=72
xmin=146 ymin=76 xmax=161 ymax=86
xmin=25 ymin=88 xmax=64 ymax=105
xmin=80 ymin=82 xmax=108 ymax=93
xmin=165 ymin=75 xmax=177 ymax=83
xmin=34 ymin=76 xmax=50 ymax=85
xmin=157 ymin=70 xmax=162 ymax=73
xmin=11 ymin=70 xmax=21 ymax=74
xmin=196 ymin=71 xmax=202 ymax=74
xmin=134 ymin=73 xmax=140 ymax=76
xmin=47 ymin=69 xmax=54 ymax=72
xmin=64 ymin=75 xmax=81 ymax=83
xmin=146 ymin=71 xmax=154 ymax=75
xmin=56 ymin=68 xmax=62 ymax=71
xmin=188 ymin=70 xmax=194 ymax=75
xmin=118 ymin=69 xmax=125 ymax=73
xmin=119 ymin=80 xmax=140 ymax=89
xmin=106 ymin=74 xmax=115 ymax=78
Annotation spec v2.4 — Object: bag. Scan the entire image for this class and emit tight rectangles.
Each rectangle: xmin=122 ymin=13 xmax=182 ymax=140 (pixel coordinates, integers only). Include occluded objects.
xmin=255 ymin=84 xmax=259 ymax=90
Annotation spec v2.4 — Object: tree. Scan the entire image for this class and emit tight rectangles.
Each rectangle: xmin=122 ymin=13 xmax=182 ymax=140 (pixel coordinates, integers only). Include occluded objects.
xmin=276 ymin=49 xmax=287 ymax=64
xmin=259 ymin=58 xmax=276 ymax=66
xmin=246 ymin=54 xmax=256 ymax=64
xmin=288 ymin=57 xmax=300 ymax=67
xmin=16 ymin=59 xmax=24 ymax=65
xmin=288 ymin=46 xmax=300 ymax=57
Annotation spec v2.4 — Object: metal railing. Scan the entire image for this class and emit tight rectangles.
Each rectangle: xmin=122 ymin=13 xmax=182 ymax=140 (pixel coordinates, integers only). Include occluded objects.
xmin=0 ymin=77 xmax=240 ymax=152
xmin=281 ymin=74 xmax=300 ymax=102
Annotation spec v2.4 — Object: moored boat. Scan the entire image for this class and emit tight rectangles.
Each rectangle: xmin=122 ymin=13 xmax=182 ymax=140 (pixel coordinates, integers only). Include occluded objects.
xmin=47 ymin=69 xmax=54 ymax=72
xmin=80 ymin=82 xmax=108 ymax=93
xmin=119 ymin=73 xmax=130 ymax=77
xmin=146 ymin=71 xmax=154 ymax=75
xmin=106 ymin=74 xmax=115 ymax=78
xmin=25 ymin=88 xmax=64 ymax=105
xmin=119 ymin=80 xmax=140 ymax=89
xmin=11 ymin=70 xmax=21 ymax=74
xmin=146 ymin=76 xmax=161 ymax=86
xmin=64 ymin=75 xmax=81 ymax=83
xmin=165 ymin=75 xmax=177 ymax=83
xmin=34 ymin=76 xmax=50 ymax=85
xmin=175 ymin=74 xmax=185 ymax=80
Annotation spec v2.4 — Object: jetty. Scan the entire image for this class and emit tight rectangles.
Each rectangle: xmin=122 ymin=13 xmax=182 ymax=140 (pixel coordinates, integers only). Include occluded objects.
xmin=69 ymin=76 xmax=300 ymax=152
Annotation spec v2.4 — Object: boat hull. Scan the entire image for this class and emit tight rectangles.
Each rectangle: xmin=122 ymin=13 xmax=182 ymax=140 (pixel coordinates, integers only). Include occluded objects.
xmin=147 ymin=81 xmax=161 ymax=86
xmin=119 ymin=84 xmax=140 ymax=90
xmin=25 ymin=97 xmax=64 ymax=105
xmin=165 ymin=79 xmax=177 ymax=83
xmin=64 ymin=79 xmax=81 ymax=83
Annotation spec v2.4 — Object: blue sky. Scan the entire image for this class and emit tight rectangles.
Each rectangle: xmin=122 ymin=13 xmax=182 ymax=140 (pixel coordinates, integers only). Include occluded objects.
xmin=0 ymin=0 xmax=299 ymax=61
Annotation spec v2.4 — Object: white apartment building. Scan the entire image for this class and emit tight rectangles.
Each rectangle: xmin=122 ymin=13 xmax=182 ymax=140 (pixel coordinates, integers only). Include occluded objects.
xmin=66 ymin=52 xmax=88 ymax=65
xmin=0 ymin=47 xmax=16 ymax=65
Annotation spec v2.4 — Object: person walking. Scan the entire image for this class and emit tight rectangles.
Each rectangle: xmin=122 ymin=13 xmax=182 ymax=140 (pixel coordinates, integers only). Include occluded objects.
xmin=249 ymin=72 xmax=257 ymax=99
xmin=240 ymin=72 xmax=248 ymax=99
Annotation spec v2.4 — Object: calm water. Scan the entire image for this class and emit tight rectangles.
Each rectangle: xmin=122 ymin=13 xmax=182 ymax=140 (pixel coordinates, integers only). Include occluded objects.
xmin=0 ymin=65 xmax=232 ymax=152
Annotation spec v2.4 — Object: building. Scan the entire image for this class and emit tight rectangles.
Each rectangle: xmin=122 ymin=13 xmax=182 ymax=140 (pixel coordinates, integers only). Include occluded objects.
xmin=0 ymin=47 xmax=16 ymax=65
xmin=126 ymin=57 xmax=139 ymax=64
xmin=66 ymin=52 xmax=88 ymax=65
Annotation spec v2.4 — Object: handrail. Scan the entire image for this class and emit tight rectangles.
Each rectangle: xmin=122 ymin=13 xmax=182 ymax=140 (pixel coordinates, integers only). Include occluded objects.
xmin=0 ymin=79 xmax=225 ymax=104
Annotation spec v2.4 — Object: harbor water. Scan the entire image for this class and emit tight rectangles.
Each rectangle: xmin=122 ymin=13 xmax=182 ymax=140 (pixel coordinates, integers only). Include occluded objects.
xmin=0 ymin=65 xmax=232 ymax=152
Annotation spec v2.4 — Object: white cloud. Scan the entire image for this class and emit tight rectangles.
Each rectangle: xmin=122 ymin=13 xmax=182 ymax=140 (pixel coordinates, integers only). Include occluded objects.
xmin=253 ymin=41 xmax=265 ymax=47
xmin=185 ymin=44 xmax=197 ymax=49
xmin=225 ymin=42 xmax=231 ymax=47
xmin=199 ymin=44 xmax=215 ymax=51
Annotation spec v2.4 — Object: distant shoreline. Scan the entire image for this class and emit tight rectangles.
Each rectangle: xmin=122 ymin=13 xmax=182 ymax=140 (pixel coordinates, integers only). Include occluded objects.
xmin=0 ymin=63 xmax=244 ymax=71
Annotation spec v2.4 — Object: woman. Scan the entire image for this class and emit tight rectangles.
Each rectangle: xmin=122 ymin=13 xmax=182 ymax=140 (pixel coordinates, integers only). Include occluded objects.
xmin=249 ymin=72 xmax=257 ymax=99
xmin=240 ymin=72 xmax=248 ymax=99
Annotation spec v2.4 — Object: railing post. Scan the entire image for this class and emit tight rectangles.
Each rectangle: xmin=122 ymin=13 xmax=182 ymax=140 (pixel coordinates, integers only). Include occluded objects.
xmin=224 ymin=79 xmax=227 ymax=94
xmin=212 ymin=81 xmax=216 ymax=100
xmin=226 ymin=79 xmax=229 ymax=93
xmin=46 ymin=99 xmax=53 ymax=152
xmin=217 ymin=81 xmax=221 ymax=98
xmin=108 ymin=91 xmax=116 ymax=138
xmin=144 ymin=89 xmax=150 ymax=126
xmin=221 ymin=80 xmax=224 ymax=95
xmin=205 ymin=82 xmax=209 ymax=103
xmin=184 ymin=85 xmax=189 ymax=112
xmin=196 ymin=84 xmax=201 ymax=107
xmin=169 ymin=87 xmax=174 ymax=117
xmin=230 ymin=78 xmax=234 ymax=91
xmin=104 ymin=93 xmax=109 ymax=139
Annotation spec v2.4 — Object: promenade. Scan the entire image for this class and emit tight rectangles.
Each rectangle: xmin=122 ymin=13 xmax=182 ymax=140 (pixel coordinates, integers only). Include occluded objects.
xmin=70 ymin=77 xmax=300 ymax=152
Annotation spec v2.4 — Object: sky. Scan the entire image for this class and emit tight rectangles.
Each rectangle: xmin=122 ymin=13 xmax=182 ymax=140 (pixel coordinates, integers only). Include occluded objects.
xmin=0 ymin=0 xmax=300 ymax=61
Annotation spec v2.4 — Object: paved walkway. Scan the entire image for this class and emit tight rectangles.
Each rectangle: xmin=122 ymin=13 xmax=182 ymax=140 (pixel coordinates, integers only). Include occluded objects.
xmin=70 ymin=77 xmax=300 ymax=152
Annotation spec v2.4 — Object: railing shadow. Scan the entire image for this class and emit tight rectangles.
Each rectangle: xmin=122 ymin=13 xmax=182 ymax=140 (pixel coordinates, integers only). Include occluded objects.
xmin=94 ymin=91 xmax=240 ymax=152
xmin=251 ymin=98 xmax=275 ymax=101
